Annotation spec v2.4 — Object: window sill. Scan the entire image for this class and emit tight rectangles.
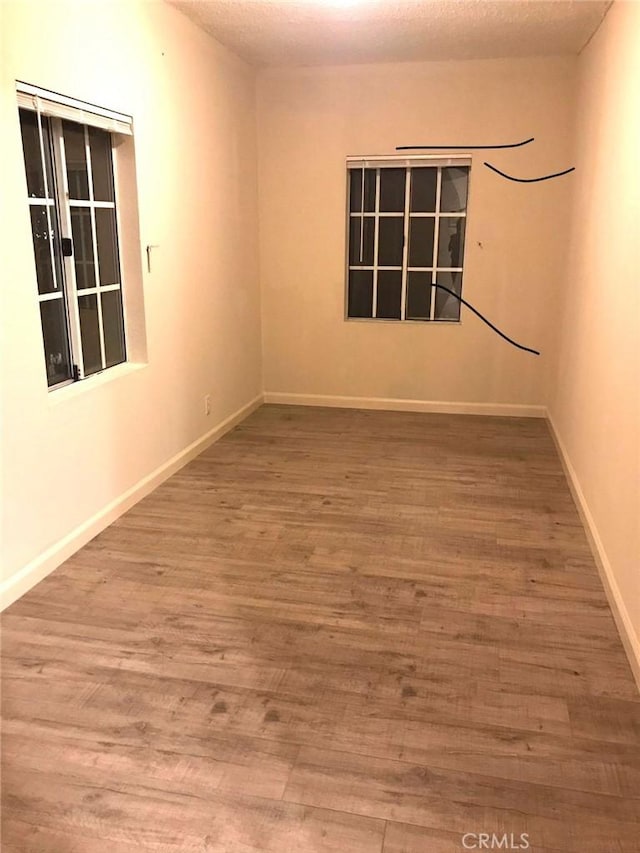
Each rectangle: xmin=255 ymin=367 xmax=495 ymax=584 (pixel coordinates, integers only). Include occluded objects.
xmin=47 ymin=361 xmax=147 ymax=406
xmin=345 ymin=317 xmax=462 ymax=325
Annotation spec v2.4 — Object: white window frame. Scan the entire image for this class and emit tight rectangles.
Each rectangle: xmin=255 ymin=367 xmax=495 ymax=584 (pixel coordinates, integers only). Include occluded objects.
xmin=345 ymin=154 xmax=471 ymax=324
xmin=17 ymin=83 xmax=133 ymax=391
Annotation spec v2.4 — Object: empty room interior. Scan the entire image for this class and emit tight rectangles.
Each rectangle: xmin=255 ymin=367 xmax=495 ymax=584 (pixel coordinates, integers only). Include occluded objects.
xmin=1 ymin=0 xmax=639 ymax=850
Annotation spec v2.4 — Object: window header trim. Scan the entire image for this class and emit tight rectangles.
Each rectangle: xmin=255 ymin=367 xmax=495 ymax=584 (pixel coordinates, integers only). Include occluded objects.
xmin=16 ymin=81 xmax=133 ymax=136
xmin=347 ymin=154 xmax=471 ymax=169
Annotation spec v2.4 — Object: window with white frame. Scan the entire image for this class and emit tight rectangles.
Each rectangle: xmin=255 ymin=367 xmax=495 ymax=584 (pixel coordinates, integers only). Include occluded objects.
xmin=345 ymin=158 xmax=470 ymax=322
xmin=17 ymin=84 xmax=133 ymax=389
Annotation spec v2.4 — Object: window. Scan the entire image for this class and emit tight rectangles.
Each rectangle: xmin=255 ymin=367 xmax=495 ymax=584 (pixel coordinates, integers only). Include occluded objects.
xmin=18 ymin=84 xmax=133 ymax=389
xmin=345 ymin=158 xmax=470 ymax=323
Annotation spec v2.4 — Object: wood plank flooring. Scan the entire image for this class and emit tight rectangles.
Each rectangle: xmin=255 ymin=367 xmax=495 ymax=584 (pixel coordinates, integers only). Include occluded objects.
xmin=2 ymin=405 xmax=639 ymax=852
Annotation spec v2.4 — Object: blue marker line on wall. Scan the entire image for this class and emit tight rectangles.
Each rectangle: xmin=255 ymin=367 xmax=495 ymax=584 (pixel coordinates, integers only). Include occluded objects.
xmin=434 ymin=285 xmax=540 ymax=356
xmin=396 ymin=137 xmax=535 ymax=151
xmin=484 ymin=162 xmax=575 ymax=182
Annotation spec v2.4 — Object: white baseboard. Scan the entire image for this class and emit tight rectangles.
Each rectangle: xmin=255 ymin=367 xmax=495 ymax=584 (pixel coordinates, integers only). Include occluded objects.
xmin=0 ymin=393 xmax=264 ymax=612
xmin=547 ymin=414 xmax=640 ymax=690
xmin=264 ymin=391 xmax=546 ymax=418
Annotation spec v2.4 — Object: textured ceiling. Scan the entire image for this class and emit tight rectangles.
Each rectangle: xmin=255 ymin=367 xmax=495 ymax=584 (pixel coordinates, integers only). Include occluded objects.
xmin=170 ymin=0 xmax=610 ymax=67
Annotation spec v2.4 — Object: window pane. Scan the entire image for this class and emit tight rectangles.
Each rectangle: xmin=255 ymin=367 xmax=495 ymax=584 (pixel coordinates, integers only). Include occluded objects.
xmin=89 ymin=127 xmax=115 ymax=202
xmin=408 ymin=217 xmax=435 ymax=268
xmin=78 ymin=294 xmax=102 ymax=374
xmin=95 ymin=208 xmax=120 ymax=285
xmin=101 ymin=290 xmax=126 ymax=368
xmin=348 ymin=216 xmax=375 ymax=266
xmin=40 ymin=298 xmax=72 ymax=387
xmin=19 ymin=110 xmax=54 ymax=199
xmin=410 ymin=168 xmax=437 ymax=213
xmin=349 ymin=168 xmax=376 ymax=213
xmin=437 ymin=217 xmax=466 ymax=267
xmin=70 ymin=208 xmax=96 ymax=289
xmin=376 ymin=270 xmax=402 ymax=319
xmin=348 ymin=270 xmax=373 ymax=318
xmin=29 ymin=206 xmax=60 ymax=294
xmin=379 ymin=168 xmax=405 ymax=213
xmin=440 ymin=167 xmax=469 ymax=213
xmin=406 ymin=271 xmax=432 ymax=320
xmin=435 ymin=271 xmax=462 ymax=321
xmin=377 ymin=217 xmax=404 ymax=266
xmin=63 ymin=121 xmax=89 ymax=199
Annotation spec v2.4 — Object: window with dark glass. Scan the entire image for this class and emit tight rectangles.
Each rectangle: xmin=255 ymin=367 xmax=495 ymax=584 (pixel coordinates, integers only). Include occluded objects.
xmin=346 ymin=160 xmax=470 ymax=323
xmin=18 ymin=99 xmax=127 ymax=388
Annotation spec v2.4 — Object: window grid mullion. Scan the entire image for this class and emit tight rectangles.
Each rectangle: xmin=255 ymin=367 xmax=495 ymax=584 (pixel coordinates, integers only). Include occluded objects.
xmin=372 ymin=169 xmax=380 ymax=318
xmin=348 ymin=265 xmax=401 ymax=271
xmin=430 ymin=168 xmax=443 ymax=321
xmin=53 ymin=120 xmax=85 ymax=379
xmin=400 ymin=168 xmax=411 ymax=321
xmin=358 ymin=164 xmax=365 ymax=263
xmin=84 ymin=126 xmax=107 ymax=371
xmin=69 ymin=200 xmax=116 ymax=209
xmin=63 ymin=283 xmax=121 ymax=297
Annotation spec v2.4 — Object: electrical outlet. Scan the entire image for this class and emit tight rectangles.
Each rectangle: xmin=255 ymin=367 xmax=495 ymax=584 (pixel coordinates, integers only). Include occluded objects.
xmin=204 ymin=394 xmax=211 ymax=416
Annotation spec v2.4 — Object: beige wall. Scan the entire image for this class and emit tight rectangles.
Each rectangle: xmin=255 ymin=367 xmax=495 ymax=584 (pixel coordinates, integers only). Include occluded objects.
xmin=257 ymin=57 xmax=575 ymax=406
xmin=549 ymin=2 xmax=640 ymax=663
xmin=0 ymin=1 xmax=262 ymax=590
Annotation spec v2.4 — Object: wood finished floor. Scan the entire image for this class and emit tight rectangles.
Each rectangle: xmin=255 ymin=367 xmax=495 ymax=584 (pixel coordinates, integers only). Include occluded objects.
xmin=2 ymin=405 xmax=639 ymax=853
